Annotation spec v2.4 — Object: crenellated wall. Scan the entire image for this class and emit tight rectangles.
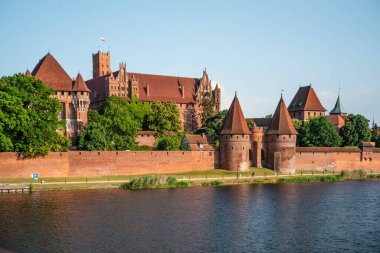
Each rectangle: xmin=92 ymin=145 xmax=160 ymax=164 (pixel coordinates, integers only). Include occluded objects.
xmin=0 ymin=151 xmax=218 ymax=179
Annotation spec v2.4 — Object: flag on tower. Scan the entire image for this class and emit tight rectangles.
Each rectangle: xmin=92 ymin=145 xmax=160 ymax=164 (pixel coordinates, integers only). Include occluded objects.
xmin=100 ymin=37 xmax=106 ymax=42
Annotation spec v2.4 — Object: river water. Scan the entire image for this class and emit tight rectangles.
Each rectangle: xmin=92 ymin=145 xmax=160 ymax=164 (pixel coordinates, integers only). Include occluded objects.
xmin=0 ymin=181 xmax=379 ymax=252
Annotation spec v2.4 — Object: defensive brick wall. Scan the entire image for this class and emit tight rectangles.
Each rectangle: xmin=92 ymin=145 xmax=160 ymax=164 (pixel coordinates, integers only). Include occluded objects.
xmin=295 ymin=147 xmax=380 ymax=171
xmin=0 ymin=151 xmax=219 ymax=179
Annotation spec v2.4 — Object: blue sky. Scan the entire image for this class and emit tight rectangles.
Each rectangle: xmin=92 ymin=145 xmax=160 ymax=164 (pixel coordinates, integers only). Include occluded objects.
xmin=1 ymin=0 xmax=379 ymax=123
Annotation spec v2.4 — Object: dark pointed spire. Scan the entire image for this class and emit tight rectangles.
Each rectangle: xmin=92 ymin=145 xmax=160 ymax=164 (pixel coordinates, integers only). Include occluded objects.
xmin=267 ymin=97 xmax=298 ymax=135
xmin=330 ymin=93 xmax=347 ymax=115
xmin=220 ymin=94 xmax=251 ymax=135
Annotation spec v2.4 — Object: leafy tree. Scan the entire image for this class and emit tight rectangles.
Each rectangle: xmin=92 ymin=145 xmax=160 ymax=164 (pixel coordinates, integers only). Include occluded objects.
xmin=265 ymin=114 xmax=273 ymax=118
xmin=156 ymin=134 xmax=183 ymax=151
xmin=200 ymin=92 xmax=215 ymax=126
xmin=77 ymin=122 xmax=109 ymax=151
xmin=0 ymin=74 xmax=69 ymax=157
xmin=147 ymin=101 xmax=181 ymax=134
xmin=196 ymin=109 xmax=227 ymax=141
xmin=295 ymin=117 xmax=342 ymax=147
xmin=340 ymin=114 xmax=371 ymax=146
xmin=247 ymin=120 xmax=255 ymax=128
xmin=77 ymin=97 xmax=140 ymax=151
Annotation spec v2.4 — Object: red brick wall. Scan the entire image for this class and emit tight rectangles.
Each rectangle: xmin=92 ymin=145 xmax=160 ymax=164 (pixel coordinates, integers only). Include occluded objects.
xmin=295 ymin=148 xmax=380 ymax=171
xmin=0 ymin=151 xmax=218 ymax=179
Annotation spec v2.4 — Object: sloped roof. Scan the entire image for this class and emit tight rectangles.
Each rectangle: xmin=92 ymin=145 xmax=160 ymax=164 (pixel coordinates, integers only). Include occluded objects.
xmin=220 ymin=94 xmax=251 ymax=135
xmin=267 ymin=97 xmax=298 ymax=135
xmin=86 ymin=71 xmax=200 ymax=104
xmin=288 ymin=85 xmax=326 ymax=112
xmin=25 ymin=69 xmax=31 ymax=76
xmin=325 ymin=114 xmax=346 ymax=127
xmin=183 ymin=134 xmax=216 ymax=151
xmin=72 ymin=73 xmax=90 ymax=92
xmin=130 ymin=72 xmax=199 ymax=103
xmin=330 ymin=95 xmax=347 ymax=115
xmin=31 ymin=53 xmax=73 ymax=91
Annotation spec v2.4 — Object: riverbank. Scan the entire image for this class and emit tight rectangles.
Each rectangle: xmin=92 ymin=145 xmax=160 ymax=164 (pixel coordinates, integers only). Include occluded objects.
xmin=1 ymin=169 xmax=379 ymax=192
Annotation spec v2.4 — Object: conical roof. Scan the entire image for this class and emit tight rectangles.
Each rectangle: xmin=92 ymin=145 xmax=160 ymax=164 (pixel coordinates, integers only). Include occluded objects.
xmin=31 ymin=53 xmax=72 ymax=91
xmin=25 ymin=69 xmax=31 ymax=76
xmin=220 ymin=94 xmax=251 ymax=135
xmin=72 ymin=73 xmax=90 ymax=92
xmin=288 ymin=85 xmax=326 ymax=112
xmin=330 ymin=95 xmax=347 ymax=115
xmin=267 ymin=97 xmax=298 ymax=135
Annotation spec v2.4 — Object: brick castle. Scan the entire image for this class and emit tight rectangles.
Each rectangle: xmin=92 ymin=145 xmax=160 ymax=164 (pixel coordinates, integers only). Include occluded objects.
xmin=1 ymin=51 xmax=377 ymax=178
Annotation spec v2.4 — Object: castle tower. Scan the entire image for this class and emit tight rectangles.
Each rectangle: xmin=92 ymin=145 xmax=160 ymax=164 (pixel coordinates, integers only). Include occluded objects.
xmin=219 ymin=93 xmax=251 ymax=171
xmin=288 ymin=85 xmax=326 ymax=121
xmin=92 ymin=50 xmax=111 ymax=78
xmin=212 ymin=83 xmax=221 ymax=113
xmin=250 ymin=126 xmax=264 ymax=168
xmin=266 ymin=96 xmax=298 ymax=174
xmin=72 ymin=73 xmax=91 ymax=131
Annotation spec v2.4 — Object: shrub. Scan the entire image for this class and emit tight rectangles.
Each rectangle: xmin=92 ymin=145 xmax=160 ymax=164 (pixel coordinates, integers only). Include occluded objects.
xmin=340 ymin=170 xmax=367 ymax=180
xmin=202 ymin=181 xmax=223 ymax=186
xmin=367 ymin=174 xmax=380 ymax=179
xmin=119 ymin=176 xmax=188 ymax=190
xmin=277 ymin=175 xmax=343 ymax=183
xmin=175 ymin=181 xmax=189 ymax=187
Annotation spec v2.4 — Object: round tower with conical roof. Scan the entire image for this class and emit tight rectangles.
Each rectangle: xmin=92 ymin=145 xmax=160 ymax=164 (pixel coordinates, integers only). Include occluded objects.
xmin=219 ymin=94 xmax=251 ymax=171
xmin=266 ymin=96 xmax=298 ymax=174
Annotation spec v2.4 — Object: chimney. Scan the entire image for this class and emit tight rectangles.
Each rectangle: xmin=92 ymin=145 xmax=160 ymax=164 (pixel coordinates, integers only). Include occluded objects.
xmin=146 ymin=85 xmax=150 ymax=96
xmin=182 ymin=85 xmax=185 ymax=98
xmin=201 ymin=132 xmax=206 ymax=138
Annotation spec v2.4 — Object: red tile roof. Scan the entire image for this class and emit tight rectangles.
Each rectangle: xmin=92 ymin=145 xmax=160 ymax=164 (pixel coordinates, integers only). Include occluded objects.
xmin=86 ymin=71 xmax=200 ymax=104
xmin=25 ymin=69 xmax=31 ymax=76
xmin=325 ymin=114 xmax=345 ymax=127
xmin=130 ymin=72 xmax=199 ymax=103
xmin=220 ymin=94 xmax=251 ymax=135
xmin=288 ymin=85 xmax=326 ymax=112
xmin=31 ymin=53 xmax=73 ymax=91
xmin=72 ymin=73 xmax=90 ymax=92
xmin=267 ymin=97 xmax=298 ymax=135
xmin=183 ymin=134 xmax=216 ymax=151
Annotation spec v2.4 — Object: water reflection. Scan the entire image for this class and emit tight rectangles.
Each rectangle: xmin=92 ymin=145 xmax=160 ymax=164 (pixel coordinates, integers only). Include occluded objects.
xmin=0 ymin=181 xmax=379 ymax=252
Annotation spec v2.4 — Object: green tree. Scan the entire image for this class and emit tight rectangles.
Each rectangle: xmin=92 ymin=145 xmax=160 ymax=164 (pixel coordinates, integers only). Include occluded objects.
xmin=265 ymin=114 xmax=273 ymax=118
xmin=200 ymin=92 xmax=215 ymax=126
xmin=295 ymin=117 xmax=342 ymax=147
xmin=196 ymin=109 xmax=227 ymax=141
xmin=77 ymin=97 xmax=140 ymax=151
xmin=340 ymin=114 xmax=371 ymax=146
xmin=77 ymin=122 xmax=109 ymax=151
xmin=0 ymin=74 xmax=69 ymax=157
xmin=156 ymin=134 xmax=183 ymax=150
xmin=247 ymin=120 xmax=255 ymax=128
xmin=376 ymin=137 xmax=380 ymax=148
xmin=147 ymin=101 xmax=181 ymax=134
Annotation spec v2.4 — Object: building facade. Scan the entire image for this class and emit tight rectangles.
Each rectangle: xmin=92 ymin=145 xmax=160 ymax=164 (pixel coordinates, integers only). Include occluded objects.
xmin=27 ymin=53 xmax=90 ymax=138
xmin=86 ymin=50 xmax=221 ymax=131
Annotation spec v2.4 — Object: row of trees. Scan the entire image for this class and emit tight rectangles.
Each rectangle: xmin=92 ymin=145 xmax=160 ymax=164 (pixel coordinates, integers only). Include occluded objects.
xmin=293 ymin=114 xmax=374 ymax=147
